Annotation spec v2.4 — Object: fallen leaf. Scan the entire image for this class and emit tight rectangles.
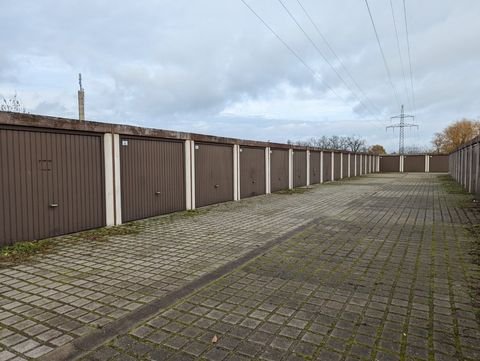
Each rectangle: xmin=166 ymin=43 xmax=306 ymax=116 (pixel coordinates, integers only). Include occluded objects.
xmin=212 ymin=335 xmax=218 ymax=343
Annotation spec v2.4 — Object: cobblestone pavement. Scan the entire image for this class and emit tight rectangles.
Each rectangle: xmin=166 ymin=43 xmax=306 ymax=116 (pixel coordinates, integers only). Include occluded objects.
xmin=1 ymin=174 xmax=480 ymax=360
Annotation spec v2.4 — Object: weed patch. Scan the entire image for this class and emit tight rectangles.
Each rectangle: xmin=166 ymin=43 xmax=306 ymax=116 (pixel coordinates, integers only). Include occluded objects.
xmin=438 ymin=175 xmax=469 ymax=195
xmin=0 ymin=239 xmax=54 ymax=265
xmin=276 ymin=188 xmax=311 ymax=195
xmin=75 ymin=223 xmax=142 ymax=242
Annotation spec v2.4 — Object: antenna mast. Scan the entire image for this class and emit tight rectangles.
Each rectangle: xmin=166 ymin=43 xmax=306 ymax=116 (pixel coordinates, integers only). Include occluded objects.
xmin=78 ymin=73 xmax=85 ymax=121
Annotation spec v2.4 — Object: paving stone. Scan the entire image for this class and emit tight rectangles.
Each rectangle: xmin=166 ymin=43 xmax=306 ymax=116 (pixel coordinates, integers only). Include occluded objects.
xmin=2 ymin=174 xmax=480 ymax=361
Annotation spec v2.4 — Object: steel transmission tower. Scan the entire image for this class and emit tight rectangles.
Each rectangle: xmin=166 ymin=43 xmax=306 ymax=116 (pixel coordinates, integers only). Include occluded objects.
xmin=387 ymin=105 xmax=417 ymax=154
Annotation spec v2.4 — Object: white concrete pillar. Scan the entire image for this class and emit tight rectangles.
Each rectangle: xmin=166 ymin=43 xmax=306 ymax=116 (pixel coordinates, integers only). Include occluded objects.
xmin=109 ymin=134 xmax=121 ymax=226
xmin=306 ymin=150 xmax=311 ymax=186
xmin=288 ymin=149 xmax=293 ymax=189
xmin=425 ymin=155 xmax=430 ymax=173
xmin=331 ymin=152 xmax=335 ymax=181
xmin=191 ymin=141 xmax=196 ymax=209
xmin=400 ymin=155 xmax=404 ymax=172
xmin=359 ymin=155 xmax=362 ymax=175
xmin=233 ymin=144 xmax=240 ymax=201
xmin=265 ymin=147 xmax=271 ymax=194
xmin=185 ymin=140 xmax=193 ymax=210
xmin=104 ymin=134 xmax=115 ymax=226
xmin=320 ymin=151 xmax=324 ymax=183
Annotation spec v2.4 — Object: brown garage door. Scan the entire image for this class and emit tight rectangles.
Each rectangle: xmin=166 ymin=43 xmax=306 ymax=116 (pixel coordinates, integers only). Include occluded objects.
xmin=120 ymin=137 xmax=185 ymax=222
xmin=195 ymin=143 xmax=233 ymax=207
xmin=333 ymin=153 xmax=341 ymax=180
xmin=293 ymin=150 xmax=307 ymax=187
xmin=342 ymin=153 xmax=349 ymax=178
xmin=323 ymin=151 xmax=332 ymax=181
xmin=404 ymin=155 xmax=425 ymax=172
xmin=240 ymin=146 xmax=265 ymax=199
xmin=349 ymin=154 xmax=355 ymax=176
xmin=429 ymin=155 xmax=449 ymax=172
xmin=271 ymin=148 xmax=289 ymax=192
xmin=310 ymin=151 xmax=321 ymax=184
xmin=380 ymin=156 xmax=400 ymax=172
xmin=0 ymin=126 xmax=105 ymax=246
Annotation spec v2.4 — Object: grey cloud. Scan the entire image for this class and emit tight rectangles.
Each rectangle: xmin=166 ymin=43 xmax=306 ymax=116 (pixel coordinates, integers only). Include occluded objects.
xmin=1 ymin=0 xmax=479 ymax=152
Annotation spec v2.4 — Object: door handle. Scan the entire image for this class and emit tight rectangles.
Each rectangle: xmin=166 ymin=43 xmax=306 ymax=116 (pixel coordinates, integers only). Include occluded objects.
xmin=49 ymin=203 xmax=59 ymax=208
xmin=155 ymin=191 xmax=161 ymax=195
xmin=214 ymin=184 xmax=220 ymax=188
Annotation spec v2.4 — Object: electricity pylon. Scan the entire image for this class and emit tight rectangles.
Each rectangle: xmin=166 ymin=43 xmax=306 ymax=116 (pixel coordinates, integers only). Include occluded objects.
xmin=387 ymin=105 xmax=417 ymax=154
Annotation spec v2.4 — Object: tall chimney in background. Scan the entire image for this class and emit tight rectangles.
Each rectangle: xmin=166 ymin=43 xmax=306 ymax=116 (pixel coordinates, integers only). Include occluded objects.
xmin=78 ymin=73 xmax=85 ymax=121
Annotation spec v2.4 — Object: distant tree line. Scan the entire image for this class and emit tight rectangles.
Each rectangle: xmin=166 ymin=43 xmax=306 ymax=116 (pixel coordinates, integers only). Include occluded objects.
xmin=288 ymin=135 xmax=367 ymax=152
xmin=287 ymin=135 xmax=387 ymax=154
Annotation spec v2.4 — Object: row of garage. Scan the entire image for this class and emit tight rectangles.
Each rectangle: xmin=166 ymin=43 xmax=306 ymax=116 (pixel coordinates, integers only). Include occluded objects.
xmin=379 ymin=154 xmax=449 ymax=173
xmin=0 ymin=123 xmax=378 ymax=246
xmin=449 ymin=138 xmax=480 ymax=195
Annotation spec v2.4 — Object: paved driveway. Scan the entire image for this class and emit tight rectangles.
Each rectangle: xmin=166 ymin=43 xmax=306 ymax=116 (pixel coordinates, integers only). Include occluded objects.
xmin=0 ymin=174 xmax=479 ymax=360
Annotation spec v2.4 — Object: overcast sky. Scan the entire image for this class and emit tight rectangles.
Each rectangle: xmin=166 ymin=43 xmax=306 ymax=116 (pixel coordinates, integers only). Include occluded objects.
xmin=1 ymin=0 xmax=479 ymax=152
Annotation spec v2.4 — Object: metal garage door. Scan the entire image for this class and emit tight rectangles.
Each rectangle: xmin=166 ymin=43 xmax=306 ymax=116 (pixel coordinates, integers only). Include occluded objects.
xmin=0 ymin=126 xmax=105 ymax=246
xmin=404 ymin=155 xmax=425 ymax=172
xmin=356 ymin=155 xmax=361 ymax=175
xmin=380 ymin=156 xmax=400 ymax=172
xmin=271 ymin=148 xmax=289 ymax=192
xmin=323 ymin=151 xmax=332 ymax=182
xmin=333 ymin=152 xmax=341 ymax=180
xmin=293 ymin=150 xmax=307 ymax=187
xmin=120 ymin=137 xmax=185 ymax=222
xmin=429 ymin=155 xmax=449 ymax=172
xmin=342 ymin=153 xmax=348 ymax=178
xmin=195 ymin=143 xmax=233 ymax=207
xmin=349 ymin=154 xmax=355 ymax=177
xmin=310 ymin=151 xmax=321 ymax=184
xmin=240 ymin=146 xmax=265 ymax=199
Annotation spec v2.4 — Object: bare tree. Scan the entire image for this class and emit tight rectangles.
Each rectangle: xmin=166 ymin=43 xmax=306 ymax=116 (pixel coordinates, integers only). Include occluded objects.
xmin=288 ymin=135 xmax=368 ymax=152
xmin=1 ymin=93 xmax=27 ymax=113
xmin=344 ymin=136 xmax=366 ymax=152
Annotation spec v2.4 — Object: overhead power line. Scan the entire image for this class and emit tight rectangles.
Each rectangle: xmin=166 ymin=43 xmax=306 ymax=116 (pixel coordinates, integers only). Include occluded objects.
xmin=403 ymin=0 xmax=416 ymax=115
xmin=295 ymin=0 xmax=383 ymax=117
xmin=389 ymin=0 xmax=411 ymax=110
xmin=239 ymin=0 xmax=340 ymax=99
xmin=364 ymin=0 xmax=401 ymax=109
xmin=276 ymin=0 xmax=380 ymax=120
